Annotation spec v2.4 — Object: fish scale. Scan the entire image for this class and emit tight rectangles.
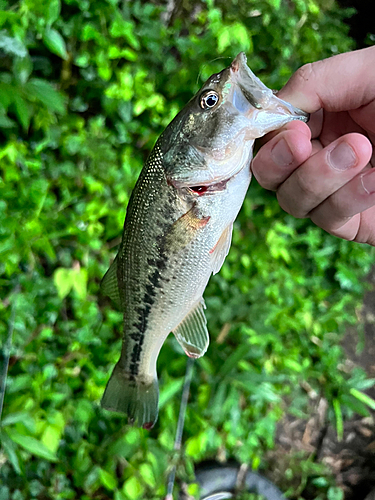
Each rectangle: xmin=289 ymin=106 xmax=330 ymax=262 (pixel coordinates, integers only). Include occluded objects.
xmin=100 ymin=53 xmax=308 ymax=428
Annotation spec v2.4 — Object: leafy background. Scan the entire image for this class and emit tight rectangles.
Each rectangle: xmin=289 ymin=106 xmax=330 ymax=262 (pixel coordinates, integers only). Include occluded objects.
xmin=1 ymin=0 xmax=375 ymax=499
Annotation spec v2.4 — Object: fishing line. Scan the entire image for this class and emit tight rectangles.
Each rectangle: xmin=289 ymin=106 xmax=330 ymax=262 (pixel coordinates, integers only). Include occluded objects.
xmin=0 ymin=286 xmax=19 ymax=423
xmin=196 ymin=56 xmax=232 ymax=85
xmin=165 ymin=356 xmax=195 ymax=500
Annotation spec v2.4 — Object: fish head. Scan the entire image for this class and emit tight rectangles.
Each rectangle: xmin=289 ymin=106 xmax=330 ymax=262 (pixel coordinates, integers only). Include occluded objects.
xmin=161 ymin=52 xmax=308 ymax=188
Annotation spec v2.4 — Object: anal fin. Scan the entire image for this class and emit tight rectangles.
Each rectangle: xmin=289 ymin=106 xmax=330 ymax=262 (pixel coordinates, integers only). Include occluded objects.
xmin=101 ymin=256 xmax=121 ymax=308
xmin=172 ymin=299 xmax=209 ymax=358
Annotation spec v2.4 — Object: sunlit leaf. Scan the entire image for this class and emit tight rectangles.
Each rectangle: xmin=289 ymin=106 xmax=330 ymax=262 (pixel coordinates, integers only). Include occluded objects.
xmin=350 ymin=388 xmax=375 ymax=410
xmin=43 ymin=28 xmax=68 ymax=60
xmin=99 ymin=468 xmax=117 ymax=490
xmin=53 ymin=268 xmax=72 ymax=299
xmin=6 ymin=430 xmax=57 ymax=462
xmin=0 ymin=31 xmax=27 ymax=57
xmin=333 ymin=399 xmax=343 ymax=442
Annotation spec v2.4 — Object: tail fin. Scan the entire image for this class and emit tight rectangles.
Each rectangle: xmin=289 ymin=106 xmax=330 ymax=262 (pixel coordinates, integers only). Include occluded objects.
xmin=101 ymin=362 xmax=159 ymax=429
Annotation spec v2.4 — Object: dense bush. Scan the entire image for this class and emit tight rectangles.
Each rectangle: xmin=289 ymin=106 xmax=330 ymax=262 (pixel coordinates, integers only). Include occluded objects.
xmin=1 ymin=1 xmax=374 ymax=499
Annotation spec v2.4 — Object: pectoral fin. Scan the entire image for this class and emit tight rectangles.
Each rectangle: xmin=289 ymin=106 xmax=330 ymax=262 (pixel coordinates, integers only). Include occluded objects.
xmin=172 ymin=299 xmax=209 ymax=358
xmin=166 ymin=205 xmax=210 ymax=252
xmin=210 ymin=223 xmax=233 ymax=275
xmin=101 ymin=257 xmax=121 ymax=308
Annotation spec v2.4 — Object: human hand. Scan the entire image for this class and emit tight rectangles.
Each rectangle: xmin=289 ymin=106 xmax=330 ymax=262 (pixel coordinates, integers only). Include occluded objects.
xmin=252 ymin=46 xmax=375 ymax=245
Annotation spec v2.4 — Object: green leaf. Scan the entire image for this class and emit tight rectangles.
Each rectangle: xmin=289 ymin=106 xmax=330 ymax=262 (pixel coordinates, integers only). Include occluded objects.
xmin=72 ymin=268 xmax=88 ymax=299
xmin=139 ymin=463 xmax=155 ymax=488
xmin=41 ymin=425 xmax=62 ymax=454
xmin=353 ymin=378 xmax=375 ymax=391
xmin=13 ymin=56 xmax=33 ymax=85
xmin=122 ymin=477 xmax=144 ymax=499
xmin=13 ymin=93 xmax=31 ymax=131
xmin=328 ymin=486 xmax=344 ymax=500
xmin=333 ymin=399 xmax=343 ymax=441
xmin=187 ymin=483 xmax=200 ymax=497
xmin=6 ymin=429 xmax=57 ymax=462
xmin=46 ymin=0 xmax=61 ymax=24
xmin=0 ymin=113 xmax=15 ymax=128
xmin=219 ymin=344 xmax=249 ymax=379
xmin=186 ymin=432 xmax=208 ymax=457
xmin=43 ymin=28 xmax=68 ymax=60
xmin=268 ymin=0 xmax=281 ymax=9
xmin=108 ymin=46 xmax=138 ymax=61
xmin=99 ymin=468 xmax=117 ymax=490
xmin=159 ymin=378 xmax=183 ymax=408
xmin=53 ymin=268 xmax=73 ymax=299
xmin=217 ymin=28 xmax=231 ymax=53
xmin=0 ymin=31 xmax=27 ymax=57
xmin=1 ymin=412 xmax=31 ymax=427
xmin=0 ymin=430 xmax=22 ymax=474
xmin=26 ymin=79 xmax=66 ymax=114
xmin=350 ymin=388 xmax=375 ymax=410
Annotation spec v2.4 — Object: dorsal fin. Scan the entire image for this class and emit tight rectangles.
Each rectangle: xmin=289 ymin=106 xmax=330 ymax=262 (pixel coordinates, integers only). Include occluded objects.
xmin=210 ymin=223 xmax=233 ymax=275
xmin=172 ymin=299 xmax=209 ymax=358
xmin=101 ymin=257 xmax=121 ymax=308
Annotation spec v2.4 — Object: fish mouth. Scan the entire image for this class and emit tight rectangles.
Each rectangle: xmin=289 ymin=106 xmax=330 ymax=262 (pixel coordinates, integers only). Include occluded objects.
xmin=230 ymin=52 xmax=309 ymax=122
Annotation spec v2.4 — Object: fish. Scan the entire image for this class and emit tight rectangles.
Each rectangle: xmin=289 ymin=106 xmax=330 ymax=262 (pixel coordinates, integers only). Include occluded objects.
xmin=100 ymin=52 xmax=308 ymax=429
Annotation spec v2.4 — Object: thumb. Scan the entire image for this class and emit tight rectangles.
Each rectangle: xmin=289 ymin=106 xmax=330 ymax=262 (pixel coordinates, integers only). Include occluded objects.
xmin=277 ymin=46 xmax=375 ymax=115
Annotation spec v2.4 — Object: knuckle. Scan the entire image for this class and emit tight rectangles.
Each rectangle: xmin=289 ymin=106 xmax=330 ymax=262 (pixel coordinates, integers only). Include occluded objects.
xmin=293 ymin=167 xmax=319 ymax=201
xmin=294 ymin=63 xmax=314 ymax=84
xmin=276 ymin=166 xmax=322 ymax=219
xmin=276 ymin=189 xmax=306 ymax=218
xmin=326 ymin=193 xmax=346 ymax=218
xmin=293 ymin=60 xmax=323 ymax=85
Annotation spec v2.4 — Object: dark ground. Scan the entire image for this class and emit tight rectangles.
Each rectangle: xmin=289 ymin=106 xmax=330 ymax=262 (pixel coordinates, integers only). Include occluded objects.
xmin=267 ymin=271 xmax=375 ymax=499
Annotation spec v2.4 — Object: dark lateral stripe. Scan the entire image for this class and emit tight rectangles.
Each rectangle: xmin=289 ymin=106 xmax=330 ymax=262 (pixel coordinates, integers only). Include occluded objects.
xmin=129 ymin=239 xmax=169 ymax=377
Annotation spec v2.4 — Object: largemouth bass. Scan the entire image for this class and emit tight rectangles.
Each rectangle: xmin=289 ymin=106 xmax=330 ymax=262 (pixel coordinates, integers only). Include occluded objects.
xmin=101 ymin=53 xmax=308 ymax=429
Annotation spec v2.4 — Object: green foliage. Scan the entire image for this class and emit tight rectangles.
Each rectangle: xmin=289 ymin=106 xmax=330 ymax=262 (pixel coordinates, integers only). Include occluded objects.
xmin=0 ymin=0 xmax=371 ymax=499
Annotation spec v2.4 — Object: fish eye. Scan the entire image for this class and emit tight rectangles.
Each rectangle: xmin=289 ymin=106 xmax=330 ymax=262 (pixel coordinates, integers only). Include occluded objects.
xmin=200 ymin=90 xmax=219 ymax=110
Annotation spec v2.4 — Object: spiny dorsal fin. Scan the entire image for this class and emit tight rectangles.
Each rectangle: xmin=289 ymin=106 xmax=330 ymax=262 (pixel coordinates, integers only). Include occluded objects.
xmin=100 ymin=257 xmax=121 ymax=308
xmin=210 ymin=223 xmax=233 ymax=275
xmin=172 ymin=299 xmax=209 ymax=358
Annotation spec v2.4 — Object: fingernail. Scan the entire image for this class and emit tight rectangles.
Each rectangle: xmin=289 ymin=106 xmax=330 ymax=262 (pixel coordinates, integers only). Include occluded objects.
xmin=361 ymin=171 xmax=375 ymax=195
xmin=328 ymin=142 xmax=356 ymax=171
xmin=271 ymin=139 xmax=294 ymax=167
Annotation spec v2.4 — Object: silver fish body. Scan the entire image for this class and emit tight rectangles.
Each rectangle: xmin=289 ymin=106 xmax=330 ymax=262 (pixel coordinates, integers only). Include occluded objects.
xmin=101 ymin=53 xmax=308 ymax=428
